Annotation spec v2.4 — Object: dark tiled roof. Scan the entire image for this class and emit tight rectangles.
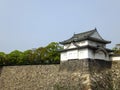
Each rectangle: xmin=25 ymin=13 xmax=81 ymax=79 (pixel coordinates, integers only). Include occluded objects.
xmin=60 ymin=29 xmax=111 ymax=45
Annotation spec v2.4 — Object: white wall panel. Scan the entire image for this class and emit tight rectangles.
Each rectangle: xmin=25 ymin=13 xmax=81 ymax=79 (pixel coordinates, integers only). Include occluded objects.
xmin=61 ymin=52 xmax=67 ymax=61
xmin=95 ymin=51 xmax=105 ymax=60
xmin=67 ymin=50 xmax=78 ymax=60
xmin=110 ymin=56 xmax=120 ymax=61
xmin=78 ymin=49 xmax=89 ymax=59
xmin=77 ymin=40 xmax=88 ymax=46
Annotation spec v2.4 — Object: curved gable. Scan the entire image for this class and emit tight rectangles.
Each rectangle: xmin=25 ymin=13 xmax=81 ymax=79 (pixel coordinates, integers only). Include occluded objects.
xmin=90 ymin=31 xmax=103 ymax=40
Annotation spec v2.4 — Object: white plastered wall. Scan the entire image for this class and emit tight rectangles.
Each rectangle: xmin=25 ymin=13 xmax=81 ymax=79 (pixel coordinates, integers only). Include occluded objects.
xmin=67 ymin=50 xmax=78 ymax=60
xmin=77 ymin=40 xmax=88 ymax=47
xmin=64 ymin=43 xmax=76 ymax=49
xmin=63 ymin=40 xmax=105 ymax=49
xmin=110 ymin=56 xmax=120 ymax=61
xmin=61 ymin=48 xmax=110 ymax=61
xmin=88 ymin=40 xmax=105 ymax=48
xmin=61 ymin=52 xmax=67 ymax=61
xmin=64 ymin=41 xmax=88 ymax=49
xmin=94 ymin=50 xmax=109 ymax=61
xmin=61 ymin=50 xmax=79 ymax=61
xmin=88 ymin=49 xmax=94 ymax=59
xmin=78 ymin=48 xmax=89 ymax=59
xmin=95 ymin=51 xmax=106 ymax=60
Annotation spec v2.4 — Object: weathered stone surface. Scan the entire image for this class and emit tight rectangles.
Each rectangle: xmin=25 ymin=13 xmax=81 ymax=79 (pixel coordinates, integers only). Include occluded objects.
xmin=89 ymin=60 xmax=120 ymax=90
xmin=60 ymin=59 xmax=89 ymax=73
xmin=0 ymin=60 xmax=120 ymax=90
xmin=0 ymin=65 xmax=59 ymax=90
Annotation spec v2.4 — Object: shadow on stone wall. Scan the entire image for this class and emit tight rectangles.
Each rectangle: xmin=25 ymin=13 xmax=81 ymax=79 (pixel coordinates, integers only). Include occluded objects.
xmin=0 ymin=66 xmax=3 ymax=89
xmin=59 ymin=59 xmax=90 ymax=73
xmin=88 ymin=59 xmax=113 ymax=90
xmin=58 ymin=60 xmax=92 ymax=90
xmin=60 ymin=59 xmax=116 ymax=90
xmin=88 ymin=59 xmax=112 ymax=72
xmin=0 ymin=66 xmax=3 ymax=76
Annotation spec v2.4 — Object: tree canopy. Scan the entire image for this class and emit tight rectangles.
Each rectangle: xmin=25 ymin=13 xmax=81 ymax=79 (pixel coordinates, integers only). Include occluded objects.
xmin=112 ymin=47 xmax=120 ymax=55
xmin=0 ymin=42 xmax=63 ymax=66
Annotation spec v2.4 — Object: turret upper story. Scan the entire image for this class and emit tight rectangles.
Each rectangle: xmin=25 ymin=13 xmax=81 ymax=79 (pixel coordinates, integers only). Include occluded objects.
xmin=60 ymin=29 xmax=111 ymax=50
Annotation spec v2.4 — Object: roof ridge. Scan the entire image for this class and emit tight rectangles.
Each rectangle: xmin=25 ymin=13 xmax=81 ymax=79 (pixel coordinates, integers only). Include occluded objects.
xmin=74 ymin=28 xmax=97 ymax=36
xmin=60 ymin=28 xmax=111 ymax=45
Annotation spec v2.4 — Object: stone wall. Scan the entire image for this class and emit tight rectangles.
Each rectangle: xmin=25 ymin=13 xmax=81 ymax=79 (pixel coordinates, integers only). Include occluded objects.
xmin=0 ymin=65 xmax=60 ymax=90
xmin=88 ymin=60 xmax=120 ymax=90
xmin=0 ymin=60 xmax=120 ymax=90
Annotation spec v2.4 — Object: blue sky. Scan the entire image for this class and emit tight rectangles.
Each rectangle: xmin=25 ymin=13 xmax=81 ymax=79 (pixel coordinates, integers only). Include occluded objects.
xmin=0 ymin=0 xmax=120 ymax=53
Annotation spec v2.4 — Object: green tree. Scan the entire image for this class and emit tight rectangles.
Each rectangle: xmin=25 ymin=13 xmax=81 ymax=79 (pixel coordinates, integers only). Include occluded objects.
xmin=7 ymin=50 xmax=23 ymax=65
xmin=0 ymin=42 xmax=63 ymax=65
xmin=112 ymin=47 xmax=120 ymax=54
xmin=46 ymin=42 xmax=63 ymax=64
xmin=22 ymin=50 xmax=33 ymax=64
xmin=0 ymin=52 xmax=6 ymax=65
xmin=35 ymin=47 xmax=45 ymax=64
xmin=39 ymin=47 xmax=49 ymax=64
xmin=35 ymin=42 xmax=63 ymax=64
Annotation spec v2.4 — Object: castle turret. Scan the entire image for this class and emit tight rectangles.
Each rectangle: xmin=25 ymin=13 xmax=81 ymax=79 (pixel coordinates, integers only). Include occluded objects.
xmin=59 ymin=29 xmax=112 ymax=61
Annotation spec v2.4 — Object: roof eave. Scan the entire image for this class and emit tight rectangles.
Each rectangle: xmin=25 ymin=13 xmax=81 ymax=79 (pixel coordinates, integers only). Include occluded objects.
xmin=88 ymin=37 xmax=111 ymax=44
xmin=60 ymin=39 xmax=111 ymax=45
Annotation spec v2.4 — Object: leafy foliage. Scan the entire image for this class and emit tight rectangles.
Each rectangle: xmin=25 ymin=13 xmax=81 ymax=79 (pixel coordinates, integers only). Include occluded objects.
xmin=6 ymin=50 xmax=23 ymax=65
xmin=0 ymin=42 xmax=62 ymax=66
xmin=112 ymin=47 xmax=120 ymax=54
xmin=0 ymin=52 xmax=6 ymax=65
